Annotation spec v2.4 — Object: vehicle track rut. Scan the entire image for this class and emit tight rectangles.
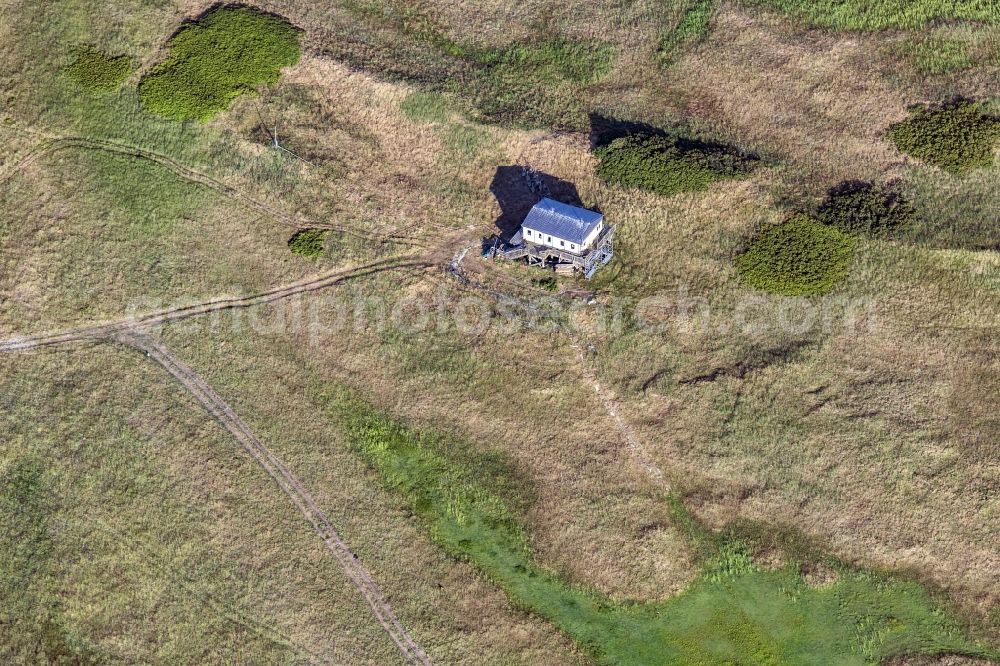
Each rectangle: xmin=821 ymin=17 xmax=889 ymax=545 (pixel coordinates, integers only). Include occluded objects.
xmin=117 ymin=331 xmax=433 ymax=666
xmin=0 ymin=135 xmax=426 ymax=247
xmin=0 ymin=256 xmax=431 ymax=353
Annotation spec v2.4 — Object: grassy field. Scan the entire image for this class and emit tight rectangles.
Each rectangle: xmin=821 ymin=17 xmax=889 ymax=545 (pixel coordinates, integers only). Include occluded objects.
xmin=1 ymin=0 xmax=999 ymax=662
xmin=0 ymin=346 xmax=408 ymax=664
xmin=321 ymin=388 xmax=994 ymax=665
xmin=744 ymin=0 xmax=1000 ymax=30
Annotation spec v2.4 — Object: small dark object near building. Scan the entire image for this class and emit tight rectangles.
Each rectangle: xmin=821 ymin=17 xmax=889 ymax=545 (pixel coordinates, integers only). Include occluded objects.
xmin=490 ymin=198 xmax=614 ymax=279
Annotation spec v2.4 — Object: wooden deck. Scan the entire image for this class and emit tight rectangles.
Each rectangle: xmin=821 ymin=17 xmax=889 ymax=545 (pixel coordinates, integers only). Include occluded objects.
xmin=499 ymin=226 xmax=614 ymax=279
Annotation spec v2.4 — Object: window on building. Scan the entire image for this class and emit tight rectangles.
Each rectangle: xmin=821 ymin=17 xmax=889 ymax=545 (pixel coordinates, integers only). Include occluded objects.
xmin=547 ymin=236 xmax=552 ymax=242
xmin=560 ymin=240 xmax=565 ymax=247
xmin=571 ymin=244 xmax=576 ymax=250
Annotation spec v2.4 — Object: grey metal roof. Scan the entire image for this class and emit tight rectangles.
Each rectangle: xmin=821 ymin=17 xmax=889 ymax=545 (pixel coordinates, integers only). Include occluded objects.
xmin=522 ymin=198 xmax=603 ymax=245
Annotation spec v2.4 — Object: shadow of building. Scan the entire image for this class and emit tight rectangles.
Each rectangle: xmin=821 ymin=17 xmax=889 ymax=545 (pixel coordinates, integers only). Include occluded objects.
xmin=489 ymin=165 xmax=586 ymax=241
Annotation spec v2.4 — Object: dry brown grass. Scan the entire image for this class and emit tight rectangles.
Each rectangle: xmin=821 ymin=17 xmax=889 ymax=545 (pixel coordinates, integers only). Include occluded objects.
xmin=2 ymin=0 xmax=999 ymax=658
xmin=156 ymin=277 xmax=698 ymax=603
xmin=668 ymin=6 xmax=913 ymax=192
xmin=606 ymin=236 xmax=1000 ymax=617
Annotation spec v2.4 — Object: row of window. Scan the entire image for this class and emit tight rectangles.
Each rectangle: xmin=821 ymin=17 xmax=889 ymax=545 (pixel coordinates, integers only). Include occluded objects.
xmin=525 ymin=228 xmax=576 ymax=250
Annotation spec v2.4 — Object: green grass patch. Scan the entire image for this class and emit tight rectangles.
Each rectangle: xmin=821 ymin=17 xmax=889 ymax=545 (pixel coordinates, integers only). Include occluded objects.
xmin=747 ymin=0 xmax=1000 ymax=30
xmin=478 ymin=39 xmax=614 ymax=85
xmin=64 ymin=47 xmax=132 ymax=93
xmin=736 ymin=215 xmax=856 ymax=296
xmin=595 ymin=132 xmax=756 ymax=198
xmin=401 ymin=91 xmax=451 ymax=123
xmin=659 ymin=0 xmax=716 ymax=62
xmin=139 ymin=6 xmax=301 ymax=121
xmin=442 ymin=124 xmax=491 ymax=159
xmin=816 ymin=180 xmax=916 ymax=238
xmin=462 ymin=39 xmax=616 ymax=129
xmin=319 ymin=389 xmax=995 ymax=666
xmin=888 ymin=99 xmax=1000 ymax=174
xmin=901 ymin=36 xmax=975 ymax=75
xmin=288 ymin=229 xmax=329 ymax=258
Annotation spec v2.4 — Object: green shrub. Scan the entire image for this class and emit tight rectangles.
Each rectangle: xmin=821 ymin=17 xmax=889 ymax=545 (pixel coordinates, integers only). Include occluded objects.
xmin=888 ymin=99 xmax=1000 ymax=174
xmin=595 ymin=132 xmax=756 ymax=197
xmin=736 ymin=215 xmax=856 ymax=296
xmin=816 ymin=180 xmax=916 ymax=238
xmin=139 ymin=6 xmax=301 ymax=121
xmin=65 ymin=47 xmax=132 ymax=93
xmin=287 ymin=229 xmax=327 ymax=258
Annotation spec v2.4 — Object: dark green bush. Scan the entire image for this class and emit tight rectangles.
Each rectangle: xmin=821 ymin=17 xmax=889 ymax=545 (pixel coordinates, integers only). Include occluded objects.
xmin=65 ymin=47 xmax=132 ymax=93
xmin=595 ymin=132 xmax=756 ymax=198
xmin=288 ymin=229 xmax=328 ymax=258
xmin=816 ymin=180 xmax=916 ymax=238
xmin=736 ymin=215 xmax=856 ymax=296
xmin=888 ymin=99 xmax=1000 ymax=174
xmin=139 ymin=6 xmax=301 ymax=121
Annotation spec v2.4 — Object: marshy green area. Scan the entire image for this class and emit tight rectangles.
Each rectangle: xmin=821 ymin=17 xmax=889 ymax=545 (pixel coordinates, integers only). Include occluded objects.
xmin=320 ymin=389 xmax=995 ymax=666
xmin=139 ymin=6 xmax=302 ymax=121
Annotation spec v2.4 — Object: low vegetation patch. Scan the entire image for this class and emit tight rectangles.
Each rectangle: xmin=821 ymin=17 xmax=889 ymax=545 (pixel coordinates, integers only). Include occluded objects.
xmin=287 ymin=229 xmax=328 ymax=258
xmin=139 ymin=6 xmax=301 ymax=121
xmin=595 ymin=132 xmax=756 ymax=198
xmin=736 ymin=215 xmax=856 ymax=296
xmin=749 ymin=0 xmax=1000 ymax=30
xmin=481 ymin=39 xmax=613 ymax=86
xmin=401 ymin=91 xmax=450 ymax=123
xmin=888 ymin=99 xmax=1000 ymax=174
xmin=64 ymin=47 xmax=132 ymax=93
xmin=816 ymin=180 xmax=916 ymax=238
xmin=463 ymin=39 xmax=615 ymax=129
xmin=319 ymin=390 xmax=993 ymax=666
xmin=659 ymin=0 xmax=715 ymax=62
xmin=899 ymin=36 xmax=975 ymax=75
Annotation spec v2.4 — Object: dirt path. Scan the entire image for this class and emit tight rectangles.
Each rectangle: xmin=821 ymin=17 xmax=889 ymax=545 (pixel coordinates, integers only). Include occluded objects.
xmin=117 ymin=331 xmax=433 ymax=666
xmin=0 ymin=256 xmax=431 ymax=353
xmin=446 ymin=251 xmax=670 ymax=488
xmin=0 ymin=135 xmax=426 ymax=247
xmin=0 ymin=253 xmax=443 ymax=662
xmin=570 ymin=342 xmax=669 ymax=488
